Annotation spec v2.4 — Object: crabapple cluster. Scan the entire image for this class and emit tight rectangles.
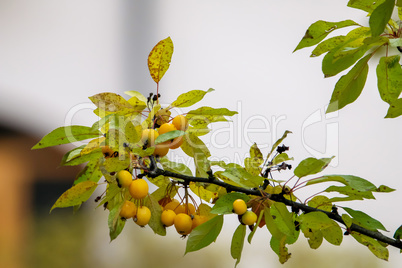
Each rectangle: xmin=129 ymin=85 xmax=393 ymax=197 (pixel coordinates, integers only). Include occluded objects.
xmin=232 ymin=199 xmax=257 ymax=226
xmin=160 ymin=198 xmax=207 ymax=236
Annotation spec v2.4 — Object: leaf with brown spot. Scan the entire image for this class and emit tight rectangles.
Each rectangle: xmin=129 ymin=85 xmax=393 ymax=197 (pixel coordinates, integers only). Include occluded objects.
xmin=148 ymin=37 xmax=174 ymax=83
xmin=50 ymin=181 xmax=98 ymax=212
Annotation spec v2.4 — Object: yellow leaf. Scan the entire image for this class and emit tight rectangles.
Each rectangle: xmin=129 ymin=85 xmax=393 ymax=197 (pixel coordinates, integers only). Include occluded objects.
xmin=81 ymin=137 xmax=105 ymax=156
xmin=50 ymin=181 xmax=98 ymax=212
xmin=148 ymin=37 xmax=174 ymax=83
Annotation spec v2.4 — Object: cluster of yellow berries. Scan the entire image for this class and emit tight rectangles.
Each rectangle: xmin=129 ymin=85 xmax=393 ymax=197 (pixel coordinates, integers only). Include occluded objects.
xmin=232 ymin=199 xmax=257 ymax=226
xmin=116 ymin=170 xmax=152 ymax=226
xmin=141 ymin=115 xmax=188 ymax=157
xmin=160 ymin=199 xmax=208 ymax=236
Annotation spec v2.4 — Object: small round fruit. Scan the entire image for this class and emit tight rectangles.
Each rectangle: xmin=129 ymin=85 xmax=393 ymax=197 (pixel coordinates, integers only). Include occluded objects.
xmin=116 ymin=170 xmax=132 ymax=188
xmin=192 ymin=215 xmax=207 ymax=230
xmin=174 ymin=213 xmax=193 ymax=235
xmin=185 ymin=203 xmax=196 ymax=216
xmin=158 ymin=123 xmax=177 ymax=135
xmin=161 ymin=209 xmax=176 ymax=227
xmin=141 ymin=129 xmax=159 ymax=146
xmin=153 ymin=143 xmax=169 ymax=157
xmin=101 ymin=145 xmax=114 ymax=158
xmin=233 ymin=199 xmax=247 ymax=215
xmin=241 ymin=211 xmax=257 ymax=226
xmin=164 ymin=199 xmax=180 ymax=211
xmin=172 ymin=115 xmax=188 ymax=131
xmin=134 ymin=206 xmax=151 ymax=226
xmin=169 ymin=136 xmax=184 ymax=149
xmin=129 ymin=179 xmax=149 ymax=199
xmin=119 ymin=200 xmax=137 ymax=219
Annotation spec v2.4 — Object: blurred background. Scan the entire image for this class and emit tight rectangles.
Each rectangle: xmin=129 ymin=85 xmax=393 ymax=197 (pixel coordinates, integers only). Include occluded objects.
xmin=1 ymin=0 xmax=401 ymax=267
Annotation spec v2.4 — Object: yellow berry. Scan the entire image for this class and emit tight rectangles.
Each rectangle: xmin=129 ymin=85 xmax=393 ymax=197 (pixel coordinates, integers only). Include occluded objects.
xmin=241 ymin=211 xmax=257 ymax=226
xmin=161 ymin=209 xmax=176 ymax=227
xmin=192 ymin=215 xmax=207 ymax=230
xmin=158 ymin=123 xmax=177 ymax=135
xmin=174 ymin=213 xmax=193 ymax=235
xmin=134 ymin=206 xmax=151 ymax=226
xmin=119 ymin=200 xmax=137 ymax=219
xmin=233 ymin=199 xmax=247 ymax=215
xmin=169 ymin=136 xmax=184 ymax=149
xmin=164 ymin=199 xmax=181 ymax=211
xmin=101 ymin=145 xmax=115 ymax=158
xmin=172 ymin=115 xmax=188 ymax=131
xmin=129 ymin=179 xmax=149 ymax=199
xmin=116 ymin=170 xmax=132 ymax=188
xmin=141 ymin=129 xmax=159 ymax=146
xmin=185 ymin=203 xmax=196 ymax=216
xmin=153 ymin=143 xmax=170 ymax=157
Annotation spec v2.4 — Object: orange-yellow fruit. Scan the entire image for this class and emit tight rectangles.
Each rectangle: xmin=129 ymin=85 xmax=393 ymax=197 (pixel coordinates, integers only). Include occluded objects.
xmin=101 ymin=145 xmax=115 ymax=158
xmin=119 ymin=200 xmax=137 ymax=219
xmin=233 ymin=199 xmax=247 ymax=215
xmin=192 ymin=215 xmax=207 ymax=230
xmin=164 ymin=199 xmax=181 ymax=211
xmin=174 ymin=213 xmax=193 ymax=235
xmin=185 ymin=203 xmax=196 ymax=216
xmin=241 ymin=211 xmax=257 ymax=225
xmin=134 ymin=206 xmax=151 ymax=226
xmin=158 ymin=123 xmax=177 ymax=135
xmin=161 ymin=209 xmax=176 ymax=227
xmin=169 ymin=136 xmax=184 ymax=149
xmin=129 ymin=179 xmax=149 ymax=199
xmin=153 ymin=143 xmax=169 ymax=157
xmin=141 ymin=129 xmax=159 ymax=146
xmin=116 ymin=170 xmax=132 ymax=188
xmin=172 ymin=115 xmax=188 ymax=131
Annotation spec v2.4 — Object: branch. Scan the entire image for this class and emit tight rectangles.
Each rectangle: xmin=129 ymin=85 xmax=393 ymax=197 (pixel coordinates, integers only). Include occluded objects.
xmin=146 ymin=166 xmax=402 ymax=250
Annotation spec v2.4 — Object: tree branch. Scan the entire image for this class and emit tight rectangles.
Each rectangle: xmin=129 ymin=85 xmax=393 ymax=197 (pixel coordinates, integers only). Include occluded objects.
xmin=146 ymin=167 xmax=402 ymax=249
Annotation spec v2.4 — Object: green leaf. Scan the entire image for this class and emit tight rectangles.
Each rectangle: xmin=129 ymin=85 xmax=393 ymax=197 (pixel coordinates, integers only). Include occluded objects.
xmin=210 ymin=192 xmax=250 ymax=215
xmin=32 ymin=126 xmax=102 ymax=149
xmin=247 ymin=209 xmax=264 ymax=243
xmin=60 ymin=145 xmax=85 ymax=165
xmin=325 ymin=185 xmax=375 ymax=202
xmin=50 ymin=181 xmax=98 ymax=212
xmin=108 ymin=200 xmax=125 ymax=241
xmin=306 ymin=175 xmax=377 ymax=192
xmin=311 ymin=36 xmax=348 ymax=57
xmin=377 ymin=55 xmax=402 ymax=108
xmin=124 ymin=121 xmax=142 ymax=144
xmin=343 ymin=207 xmax=387 ymax=231
xmin=393 ymin=225 xmax=402 ymax=240
xmin=186 ymin=106 xmax=237 ymax=128
xmin=293 ymin=156 xmax=334 ymax=178
xmin=185 ymin=215 xmax=223 ymax=254
xmin=301 ymin=227 xmax=323 ymax=249
xmin=270 ymin=236 xmax=292 ymax=264
xmin=369 ymin=0 xmax=395 ymax=37
xmin=299 ymin=212 xmax=343 ymax=245
xmin=307 ymin=196 xmax=332 ymax=212
xmin=181 ymin=133 xmax=211 ymax=158
xmin=272 ymin=153 xmax=294 ymax=166
xmin=389 ymin=38 xmax=402 ymax=47
xmin=244 ymin=143 xmax=264 ymax=176
xmin=89 ymin=92 xmax=140 ymax=115
xmin=347 ymin=0 xmax=386 ymax=13
xmin=294 ymin=20 xmax=359 ymax=52
xmin=148 ymin=36 xmax=174 ymax=83
xmin=221 ymin=167 xmax=264 ymax=188
xmin=376 ymin=185 xmax=396 ymax=192
xmin=342 ymin=214 xmax=353 ymax=228
xmin=159 ymin=158 xmax=193 ymax=177
xmin=385 ymin=98 xmax=402 ymax=118
xmin=266 ymin=130 xmax=292 ymax=160
xmin=155 ymin=130 xmax=185 ymax=144
xmin=351 ymin=232 xmax=389 ymax=260
xmin=144 ymin=195 xmax=166 ymax=236
xmin=74 ymin=159 xmax=103 ymax=185
xmin=322 ymin=40 xmax=369 ymax=78
xmin=231 ymin=224 xmax=246 ymax=267
xmin=326 ymin=53 xmax=372 ymax=113
xmin=270 ymin=202 xmax=298 ymax=241
xmin=170 ymin=88 xmax=215 ymax=108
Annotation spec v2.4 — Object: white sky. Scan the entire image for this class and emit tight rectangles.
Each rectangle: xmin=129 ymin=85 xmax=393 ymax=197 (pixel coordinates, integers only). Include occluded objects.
xmin=1 ymin=0 xmax=401 ymax=267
